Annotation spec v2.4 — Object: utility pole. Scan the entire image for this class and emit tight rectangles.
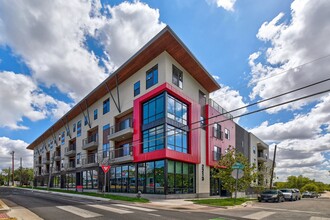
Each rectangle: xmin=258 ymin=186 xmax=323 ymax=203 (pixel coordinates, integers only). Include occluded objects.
xmin=10 ymin=151 xmax=14 ymax=186
xmin=270 ymin=145 xmax=277 ymax=189
xmin=8 ymin=167 xmax=10 ymax=186
xmin=20 ymin=157 xmax=22 ymax=186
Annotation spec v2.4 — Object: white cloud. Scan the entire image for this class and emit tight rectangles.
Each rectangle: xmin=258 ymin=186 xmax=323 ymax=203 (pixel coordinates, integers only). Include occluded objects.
xmin=250 ymin=93 xmax=330 ymax=142
xmin=0 ymin=137 xmax=32 ymax=172
xmin=210 ymin=85 xmax=248 ymax=122
xmin=97 ymin=1 xmax=165 ymax=70
xmin=0 ymin=71 xmax=72 ymax=130
xmin=206 ymin=0 xmax=237 ymax=11
xmin=249 ymin=0 xmax=330 ymax=113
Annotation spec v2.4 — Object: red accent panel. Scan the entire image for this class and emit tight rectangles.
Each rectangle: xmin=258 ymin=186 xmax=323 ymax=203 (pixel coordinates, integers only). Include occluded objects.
xmin=205 ymin=104 xmax=236 ymax=167
xmin=133 ymin=83 xmax=200 ymax=164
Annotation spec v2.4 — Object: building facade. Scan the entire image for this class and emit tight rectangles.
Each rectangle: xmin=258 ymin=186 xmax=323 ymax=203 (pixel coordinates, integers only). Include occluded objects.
xmin=28 ymin=26 xmax=236 ymax=198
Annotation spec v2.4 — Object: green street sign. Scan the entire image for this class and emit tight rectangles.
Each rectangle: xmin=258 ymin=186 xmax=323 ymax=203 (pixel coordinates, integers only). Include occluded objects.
xmin=231 ymin=162 xmax=244 ymax=170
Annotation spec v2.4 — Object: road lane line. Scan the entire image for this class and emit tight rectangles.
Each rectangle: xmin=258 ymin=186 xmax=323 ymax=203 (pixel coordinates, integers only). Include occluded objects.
xmin=88 ymin=204 xmax=133 ymax=214
xmin=253 ymin=206 xmax=321 ymax=214
xmin=244 ymin=211 xmax=276 ymax=219
xmin=113 ymin=204 xmax=156 ymax=212
xmin=56 ymin=205 xmax=102 ymax=218
xmin=310 ymin=217 xmax=330 ymax=220
xmin=148 ymin=213 xmax=161 ymax=217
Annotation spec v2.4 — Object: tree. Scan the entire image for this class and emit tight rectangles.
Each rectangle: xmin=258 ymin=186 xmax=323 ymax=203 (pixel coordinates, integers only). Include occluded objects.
xmin=301 ymin=183 xmax=319 ymax=192
xmin=212 ymin=146 xmax=257 ymax=197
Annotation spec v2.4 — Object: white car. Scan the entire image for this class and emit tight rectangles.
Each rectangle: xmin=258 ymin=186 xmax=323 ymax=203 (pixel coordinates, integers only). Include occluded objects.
xmin=280 ymin=189 xmax=297 ymax=201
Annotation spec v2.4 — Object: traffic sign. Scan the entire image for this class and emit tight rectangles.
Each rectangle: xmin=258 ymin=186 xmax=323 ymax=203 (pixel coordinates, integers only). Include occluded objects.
xmin=101 ymin=165 xmax=111 ymax=173
xmin=231 ymin=162 xmax=244 ymax=170
xmin=231 ymin=169 xmax=244 ymax=179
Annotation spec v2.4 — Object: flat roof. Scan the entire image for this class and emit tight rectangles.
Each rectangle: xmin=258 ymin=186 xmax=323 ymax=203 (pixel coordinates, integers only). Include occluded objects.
xmin=27 ymin=26 xmax=221 ymax=150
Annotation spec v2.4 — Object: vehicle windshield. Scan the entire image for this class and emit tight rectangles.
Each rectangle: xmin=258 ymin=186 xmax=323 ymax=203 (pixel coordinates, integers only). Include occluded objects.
xmin=280 ymin=189 xmax=291 ymax=192
xmin=262 ymin=190 xmax=277 ymax=194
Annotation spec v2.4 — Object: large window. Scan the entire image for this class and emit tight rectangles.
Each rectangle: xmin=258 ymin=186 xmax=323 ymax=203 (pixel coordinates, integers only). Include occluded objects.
xmin=146 ymin=65 xmax=158 ymax=89
xmin=224 ymin=128 xmax=230 ymax=140
xmin=213 ymin=146 xmax=221 ymax=161
xmin=143 ymin=125 xmax=165 ymax=153
xmin=134 ymin=81 xmax=140 ymax=97
xmin=167 ymin=125 xmax=187 ymax=153
xmin=94 ymin=109 xmax=98 ymax=120
xmin=77 ymin=120 xmax=81 ymax=137
xmin=82 ymin=169 xmax=98 ymax=189
xmin=213 ymin=123 xmax=222 ymax=139
xmin=172 ymin=65 xmax=183 ymax=89
xmin=103 ymin=98 xmax=110 ymax=114
xmin=167 ymin=160 xmax=195 ymax=194
xmin=167 ymin=95 xmax=187 ymax=125
xmin=143 ymin=93 xmax=165 ymax=124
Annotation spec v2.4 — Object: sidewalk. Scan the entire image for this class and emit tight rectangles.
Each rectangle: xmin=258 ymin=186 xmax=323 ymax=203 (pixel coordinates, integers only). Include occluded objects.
xmin=0 ymin=199 xmax=42 ymax=220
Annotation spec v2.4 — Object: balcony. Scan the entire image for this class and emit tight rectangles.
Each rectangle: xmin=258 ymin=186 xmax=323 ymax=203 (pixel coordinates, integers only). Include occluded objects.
xmin=257 ymin=152 xmax=267 ymax=162
xmin=64 ymin=143 xmax=76 ymax=157
xmin=42 ymin=158 xmax=50 ymax=165
xmin=209 ymin=99 xmax=233 ymax=120
xmin=82 ymin=154 xmax=98 ymax=168
xmin=109 ymin=145 xmax=133 ymax=164
xmin=53 ymin=166 xmax=61 ymax=174
xmin=82 ymin=134 xmax=98 ymax=150
xmin=54 ymin=151 xmax=61 ymax=161
xmin=65 ymin=161 xmax=76 ymax=171
xmin=108 ymin=118 xmax=133 ymax=141
xmin=257 ymin=142 xmax=268 ymax=150
xmin=35 ymin=161 xmax=42 ymax=167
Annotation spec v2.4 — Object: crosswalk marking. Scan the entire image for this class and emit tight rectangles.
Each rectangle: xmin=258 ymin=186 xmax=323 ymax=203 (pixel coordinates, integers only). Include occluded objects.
xmin=56 ymin=206 xmax=102 ymax=218
xmin=88 ymin=204 xmax=133 ymax=214
xmin=244 ymin=211 xmax=276 ymax=219
xmin=310 ymin=217 xmax=330 ymax=220
xmin=113 ymin=204 xmax=156 ymax=212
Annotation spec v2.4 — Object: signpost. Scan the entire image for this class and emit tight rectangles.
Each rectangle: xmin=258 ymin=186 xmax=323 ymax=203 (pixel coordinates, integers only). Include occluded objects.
xmin=231 ymin=162 xmax=244 ymax=204
xmin=102 ymin=165 xmax=111 ymax=195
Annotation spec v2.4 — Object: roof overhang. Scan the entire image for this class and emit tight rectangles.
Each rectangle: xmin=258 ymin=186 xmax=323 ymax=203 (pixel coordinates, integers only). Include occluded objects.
xmin=27 ymin=26 xmax=221 ymax=150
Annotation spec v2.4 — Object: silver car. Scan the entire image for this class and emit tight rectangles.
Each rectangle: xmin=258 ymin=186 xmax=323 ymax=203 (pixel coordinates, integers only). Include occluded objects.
xmin=280 ymin=189 xmax=297 ymax=201
xmin=293 ymin=189 xmax=301 ymax=200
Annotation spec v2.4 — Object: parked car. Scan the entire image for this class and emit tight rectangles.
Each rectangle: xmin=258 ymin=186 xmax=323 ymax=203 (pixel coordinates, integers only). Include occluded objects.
xmin=293 ymin=189 xmax=301 ymax=200
xmin=258 ymin=189 xmax=285 ymax=203
xmin=310 ymin=191 xmax=319 ymax=198
xmin=302 ymin=191 xmax=312 ymax=198
xmin=280 ymin=189 xmax=297 ymax=201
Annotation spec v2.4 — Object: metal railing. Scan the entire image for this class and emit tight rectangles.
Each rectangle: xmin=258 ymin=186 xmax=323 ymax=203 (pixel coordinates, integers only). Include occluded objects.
xmin=208 ymin=99 xmax=233 ymax=120
xmin=82 ymin=133 xmax=98 ymax=146
xmin=67 ymin=161 xmax=75 ymax=169
xmin=82 ymin=153 xmax=98 ymax=165
xmin=110 ymin=118 xmax=133 ymax=134
xmin=110 ymin=145 xmax=132 ymax=159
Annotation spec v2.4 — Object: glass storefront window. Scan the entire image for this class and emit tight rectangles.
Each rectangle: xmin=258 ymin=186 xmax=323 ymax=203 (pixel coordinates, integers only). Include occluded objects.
xmin=146 ymin=162 xmax=155 ymax=193
xmin=138 ymin=163 xmax=146 ymax=192
xmin=167 ymin=160 xmax=175 ymax=194
xmin=116 ymin=167 xmax=121 ymax=192
xmin=155 ymin=160 xmax=165 ymax=194
xmin=122 ymin=165 xmax=129 ymax=193
xmin=110 ymin=167 xmax=116 ymax=192
xmin=128 ymin=165 xmax=136 ymax=193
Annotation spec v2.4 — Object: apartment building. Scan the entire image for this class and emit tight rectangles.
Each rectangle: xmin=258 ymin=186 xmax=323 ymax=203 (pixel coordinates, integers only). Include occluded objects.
xmin=235 ymin=124 xmax=273 ymax=190
xmin=27 ymin=26 xmax=236 ymax=198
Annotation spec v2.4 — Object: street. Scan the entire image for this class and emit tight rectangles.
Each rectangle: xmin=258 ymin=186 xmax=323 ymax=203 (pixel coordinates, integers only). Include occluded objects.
xmin=1 ymin=187 xmax=330 ymax=220
xmin=0 ymin=187 xmax=222 ymax=220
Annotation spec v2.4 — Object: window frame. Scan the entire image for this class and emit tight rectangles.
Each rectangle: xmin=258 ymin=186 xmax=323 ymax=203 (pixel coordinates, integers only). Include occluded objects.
xmin=103 ymin=98 xmax=110 ymax=115
xmin=94 ymin=109 xmax=98 ymax=120
xmin=172 ymin=64 xmax=183 ymax=89
xmin=134 ymin=81 xmax=140 ymax=97
xmin=224 ymin=128 xmax=230 ymax=140
xmin=146 ymin=65 xmax=158 ymax=89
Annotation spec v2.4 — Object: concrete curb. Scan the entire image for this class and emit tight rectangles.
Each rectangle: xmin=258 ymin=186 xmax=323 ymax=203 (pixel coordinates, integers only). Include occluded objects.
xmin=17 ymin=187 xmax=111 ymax=202
xmin=0 ymin=200 xmax=10 ymax=213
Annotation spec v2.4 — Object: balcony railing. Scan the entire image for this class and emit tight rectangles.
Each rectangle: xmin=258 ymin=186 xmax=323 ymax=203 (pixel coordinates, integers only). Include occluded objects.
xmin=65 ymin=143 xmax=76 ymax=156
xmin=53 ymin=166 xmax=61 ymax=173
xmin=54 ymin=151 xmax=61 ymax=161
xmin=209 ymin=99 xmax=233 ymax=120
xmin=109 ymin=145 xmax=133 ymax=164
xmin=35 ymin=161 xmax=42 ymax=167
xmin=108 ymin=118 xmax=133 ymax=141
xmin=42 ymin=158 xmax=50 ymax=165
xmin=257 ymin=152 xmax=267 ymax=162
xmin=82 ymin=134 xmax=98 ymax=150
xmin=65 ymin=161 xmax=76 ymax=171
xmin=82 ymin=153 xmax=98 ymax=167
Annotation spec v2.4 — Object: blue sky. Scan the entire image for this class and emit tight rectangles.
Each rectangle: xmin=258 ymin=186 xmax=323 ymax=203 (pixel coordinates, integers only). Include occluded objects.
xmin=0 ymin=0 xmax=329 ymax=183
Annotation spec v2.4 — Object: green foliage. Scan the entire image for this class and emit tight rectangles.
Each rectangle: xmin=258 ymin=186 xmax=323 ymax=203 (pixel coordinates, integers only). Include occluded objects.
xmin=301 ymin=183 xmax=319 ymax=192
xmin=212 ymin=146 xmax=257 ymax=197
xmin=190 ymin=198 xmax=255 ymax=206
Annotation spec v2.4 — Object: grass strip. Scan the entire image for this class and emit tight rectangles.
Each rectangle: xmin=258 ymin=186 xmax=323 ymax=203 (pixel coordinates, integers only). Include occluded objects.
xmin=189 ymin=198 xmax=255 ymax=206
xmin=18 ymin=186 xmax=149 ymax=203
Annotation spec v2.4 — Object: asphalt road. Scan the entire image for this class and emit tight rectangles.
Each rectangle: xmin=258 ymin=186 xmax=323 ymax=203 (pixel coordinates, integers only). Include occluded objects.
xmin=0 ymin=187 xmax=226 ymax=220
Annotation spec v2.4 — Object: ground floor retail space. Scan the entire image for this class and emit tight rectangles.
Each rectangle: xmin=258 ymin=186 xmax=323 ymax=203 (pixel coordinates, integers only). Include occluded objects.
xmin=34 ymin=160 xmax=228 ymax=196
